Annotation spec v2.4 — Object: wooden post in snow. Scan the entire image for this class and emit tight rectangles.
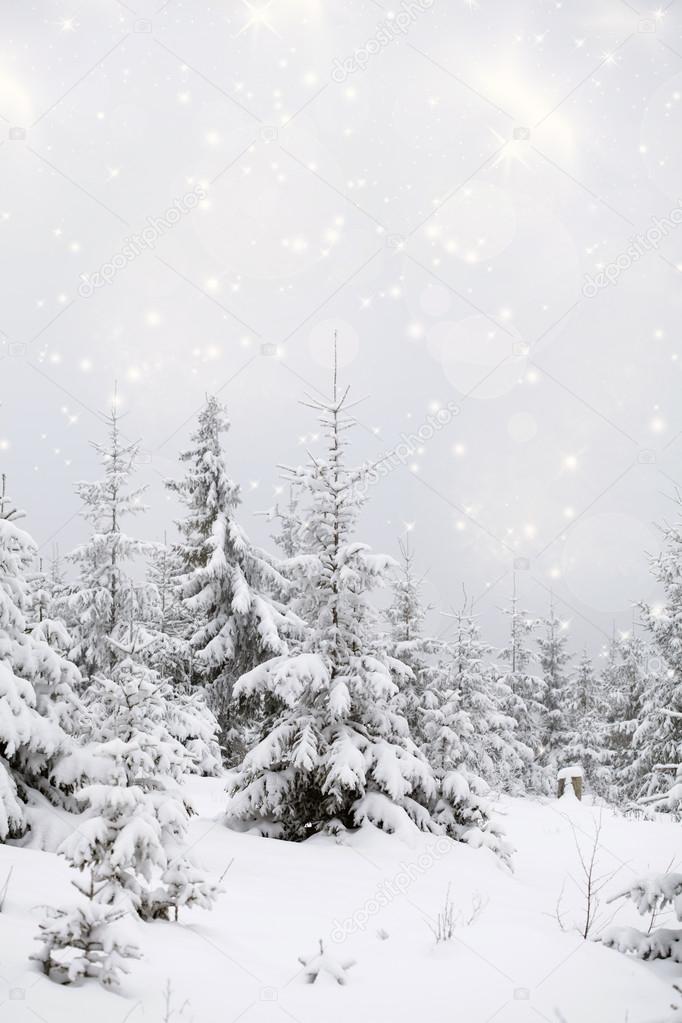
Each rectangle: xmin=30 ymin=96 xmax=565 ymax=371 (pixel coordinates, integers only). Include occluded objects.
xmin=557 ymin=764 xmax=583 ymax=800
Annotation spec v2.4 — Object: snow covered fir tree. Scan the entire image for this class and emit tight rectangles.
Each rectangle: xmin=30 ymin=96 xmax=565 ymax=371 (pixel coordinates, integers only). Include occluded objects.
xmin=168 ymin=395 xmax=296 ymax=763
xmin=225 ymin=365 xmax=438 ymax=839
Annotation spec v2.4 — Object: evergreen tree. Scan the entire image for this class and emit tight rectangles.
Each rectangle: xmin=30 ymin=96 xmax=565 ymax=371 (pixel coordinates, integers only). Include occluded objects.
xmin=536 ymin=599 xmax=572 ymax=770
xmin=141 ymin=533 xmax=193 ymax=687
xmin=0 ymin=477 xmax=88 ymax=841
xmin=602 ymin=626 xmax=650 ymax=804
xmin=419 ymin=607 xmax=517 ymax=861
xmin=226 ymin=364 xmax=437 ymax=840
xmin=69 ymin=648 xmax=222 ymax=920
xmin=440 ymin=605 xmax=529 ymax=794
xmin=384 ymin=535 xmax=434 ymax=741
xmin=169 ymin=396 xmax=295 ymax=763
xmin=66 ymin=401 xmax=151 ymax=679
xmin=497 ymin=576 xmax=547 ymax=792
xmin=635 ymin=500 xmax=682 ymax=805
xmin=563 ymin=650 xmax=607 ymax=792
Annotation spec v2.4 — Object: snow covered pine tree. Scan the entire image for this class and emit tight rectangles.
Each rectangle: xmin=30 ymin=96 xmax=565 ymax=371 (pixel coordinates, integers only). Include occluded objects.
xmin=169 ymin=395 xmax=296 ymax=764
xmin=226 ymin=357 xmax=438 ymax=840
xmin=65 ymin=398 xmax=152 ymax=680
xmin=0 ymin=476 xmax=89 ymax=842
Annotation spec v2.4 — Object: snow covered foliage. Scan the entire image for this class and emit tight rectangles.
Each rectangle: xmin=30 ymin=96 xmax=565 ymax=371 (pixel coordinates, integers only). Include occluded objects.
xmin=604 ymin=873 xmax=682 ymax=963
xmin=536 ymin=600 xmax=572 ymax=770
xmin=0 ymin=485 xmax=88 ymax=841
xmin=141 ymin=535 xmax=193 ymax=687
xmin=169 ymin=396 xmax=295 ymax=762
xmin=497 ymin=579 xmax=547 ymax=792
xmin=67 ymin=655 xmax=222 ymax=920
xmin=601 ymin=629 xmax=650 ymax=804
xmin=65 ymin=404 xmax=152 ymax=679
xmin=226 ymin=373 xmax=437 ymax=841
xmin=419 ymin=610 xmax=514 ymax=863
xmin=635 ymin=500 xmax=682 ymax=807
xmin=563 ymin=650 xmax=607 ymax=791
xmin=32 ymin=899 xmax=140 ymax=987
xmin=384 ymin=536 xmax=435 ymax=741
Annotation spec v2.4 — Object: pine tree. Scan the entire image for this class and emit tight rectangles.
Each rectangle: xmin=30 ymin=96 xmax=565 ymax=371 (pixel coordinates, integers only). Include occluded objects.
xmin=536 ymin=599 xmax=572 ymax=771
xmin=496 ymin=576 xmax=547 ymax=792
xmin=635 ymin=499 xmax=682 ymax=805
xmin=563 ymin=650 xmax=607 ymax=792
xmin=226 ymin=356 xmax=437 ymax=840
xmin=601 ymin=625 xmax=650 ymax=804
xmin=68 ymin=647 xmax=222 ymax=921
xmin=0 ymin=477 xmax=88 ymax=841
xmin=169 ymin=396 xmax=295 ymax=763
xmin=419 ymin=608 xmax=516 ymax=861
xmin=66 ymin=399 xmax=151 ymax=679
xmin=441 ymin=605 xmax=528 ymax=793
xmin=141 ymin=533 xmax=193 ymax=687
xmin=384 ymin=535 xmax=434 ymax=741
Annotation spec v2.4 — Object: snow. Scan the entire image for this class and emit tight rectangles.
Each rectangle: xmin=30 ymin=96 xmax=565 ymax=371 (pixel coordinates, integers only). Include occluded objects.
xmin=1 ymin=778 xmax=680 ymax=1023
xmin=557 ymin=765 xmax=584 ymax=780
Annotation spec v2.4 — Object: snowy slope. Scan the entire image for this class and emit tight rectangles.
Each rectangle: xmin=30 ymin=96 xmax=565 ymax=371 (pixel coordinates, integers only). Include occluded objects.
xmin=0 ymin=780 xmax=679 ymax=1023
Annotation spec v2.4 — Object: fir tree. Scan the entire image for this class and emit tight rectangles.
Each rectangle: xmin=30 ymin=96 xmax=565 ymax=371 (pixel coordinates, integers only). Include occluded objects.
xmin=635 ymin=498 xmax=682 ymax=805
xmin=69 ymin=645 xmax=222 ymax=921
xmin=497 ymin=575 xmax=547 ymax=792
xmin=536 ymin=598 xmax=572 ymax=770
xmin=169 ymin=396 xmax=295 ymax=763
xmin=66 ymin=399 xmax=151 ymax=679
xmin=384 ymin=534 xmax=434 ymax=741
xmin=226 ymin=356 xmax=437 ymax=840
xmin=563 ymin=650 xmax=607 ymax=792
xmin=440 ymin=605 xmax=528 ymax=794
xmin=419 ymin=607 xmax=516 ymax=861
xmin=602 ymin=625 xmax=650 ymax=804
xmin=0 ymin=478 xmax=88 ymax=840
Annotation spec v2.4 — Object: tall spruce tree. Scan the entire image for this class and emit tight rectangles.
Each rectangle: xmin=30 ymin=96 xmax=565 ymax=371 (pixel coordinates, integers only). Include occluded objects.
xmin=497 ymin=575 xmax=547 ymax=792
xmin=536 ymin=598 xmax=572 ymax=771
xmin=168 ymin=395 xmax=295 ymax=763
xmin=385 ymin=535 xmax=434 ymax=741
xmin=66 ymin=399 xmax=151 ymax=679
xmin=563 ymin=649 xmax=607 ymax=792
xmin=601 ymin=624 xmax=650 ymax=804
xmin=226 ymin=357 xmax=437 ymax=840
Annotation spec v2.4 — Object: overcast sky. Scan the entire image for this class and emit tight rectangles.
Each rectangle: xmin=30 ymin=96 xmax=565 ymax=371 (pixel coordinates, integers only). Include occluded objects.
xmin=2 ymin=0 xmax=682 ymax=655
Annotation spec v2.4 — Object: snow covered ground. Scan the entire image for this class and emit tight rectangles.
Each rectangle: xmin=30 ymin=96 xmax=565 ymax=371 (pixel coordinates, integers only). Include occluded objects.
xmin=0 ymin=780 xmax=680 ymax=1023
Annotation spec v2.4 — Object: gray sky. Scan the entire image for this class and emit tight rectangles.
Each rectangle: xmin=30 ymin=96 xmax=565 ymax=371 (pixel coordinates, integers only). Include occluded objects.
xmin=2 ymin=0 xmax=682 ymax=655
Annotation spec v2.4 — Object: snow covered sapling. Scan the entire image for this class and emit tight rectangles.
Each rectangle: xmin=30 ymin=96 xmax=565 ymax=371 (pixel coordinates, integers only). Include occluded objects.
xmin=226 ymin=353 xmax=437 ymax=840
xmin=169 ymin=395 xmax=296 ymax=763
xmin=32 ymin=894 xmax=141 ymax=988
xmin=70 ymin=654 xmax=222 ymax=921
xmin=298 ymin=939 xmax=355 ymax=984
